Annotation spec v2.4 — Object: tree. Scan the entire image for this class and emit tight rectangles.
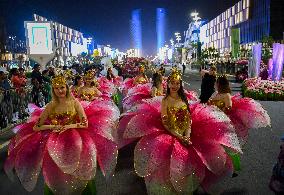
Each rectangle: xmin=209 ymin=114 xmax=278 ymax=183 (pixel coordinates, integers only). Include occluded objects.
xmin=261 ymin=36 xmax=274 ymax=64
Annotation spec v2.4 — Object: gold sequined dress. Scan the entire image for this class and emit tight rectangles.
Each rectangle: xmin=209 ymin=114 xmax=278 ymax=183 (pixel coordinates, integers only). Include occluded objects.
xmin=167 ymin=105 xmax=190 ymax=136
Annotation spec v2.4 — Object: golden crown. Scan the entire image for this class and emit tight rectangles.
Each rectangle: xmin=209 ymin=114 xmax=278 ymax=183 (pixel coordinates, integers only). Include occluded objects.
xmin=84 ymin=70 xmax=95 ymax=80
xmin=51 ymin=75 xmax=67 ymax=87
xmin=168 ymin=68 xmax=182 ymax=81
xmin=139 ymin=65 xmax=145 ymax=72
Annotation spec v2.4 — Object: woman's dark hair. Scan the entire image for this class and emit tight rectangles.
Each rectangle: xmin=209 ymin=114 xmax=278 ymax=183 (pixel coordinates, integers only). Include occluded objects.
xmin=106 ymin=68 xmax=114 ymax=80
xmin=165 ymin=78 xmax=190 ymax=112
xmin=42 ymin=70 xmax=49 ymax=75
xmin=152 ymin=72 xmax=162 ymax=88
xmin=74 ymin=75 xmax=82 ymax=86
xmin=217 ymin=76 xmax=231 ymax=94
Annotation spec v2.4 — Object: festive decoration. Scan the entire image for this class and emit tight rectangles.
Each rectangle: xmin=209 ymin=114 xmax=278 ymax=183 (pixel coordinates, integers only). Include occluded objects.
xmin=243 ymin=78 xmax=284 ymax=101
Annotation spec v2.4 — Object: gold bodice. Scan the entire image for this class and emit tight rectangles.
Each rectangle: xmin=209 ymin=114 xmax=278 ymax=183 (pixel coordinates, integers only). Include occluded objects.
xmin=80 ymin=88 xmax=98 ymax=101
xmin=210 ymin=99 xmax=228 ymax=111
xmin=49 ymin=111 xmax=80 ymax=126
xmin=135 ymin=76 xmax=147 ymax=84
xmin=167 ymin=105 xmax=189 ymax=136
xmin=72 ymin=86 xmax=80 ymax=97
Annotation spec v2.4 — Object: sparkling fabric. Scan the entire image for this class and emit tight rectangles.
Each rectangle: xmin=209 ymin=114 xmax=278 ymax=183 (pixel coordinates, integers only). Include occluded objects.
xmin=211 ymin=93 xmax=271 ymax=144
xmin=118 ymin=98 xmax=242 ymax=193
xmin=5 ymin=100 xmax=119 ymax=194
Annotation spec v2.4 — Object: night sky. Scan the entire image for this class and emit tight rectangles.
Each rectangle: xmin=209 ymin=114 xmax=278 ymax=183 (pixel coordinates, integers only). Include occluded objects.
xmin=0 ymin=0 xmax=239 ymax=55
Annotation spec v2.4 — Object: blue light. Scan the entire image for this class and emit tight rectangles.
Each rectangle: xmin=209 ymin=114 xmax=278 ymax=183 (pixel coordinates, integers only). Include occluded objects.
xmin=131 ymin=9 xmax=142 ymax=56
xmin=156 ymin=8 xmax=166 ymax=53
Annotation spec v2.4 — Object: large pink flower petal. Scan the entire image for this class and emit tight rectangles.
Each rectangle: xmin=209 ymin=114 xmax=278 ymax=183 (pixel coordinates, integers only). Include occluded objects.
xmin=116 ymin=113 xmax=138 ymax=148
xmin=4 ymin=133 xmax=36 ymax=182
xmin=124 ymin=114 xmax=164 ymax=139
xmin=89 ymin=132 xmax=118 ymax=178
xmin=146 ymin=134 xmax=174 ymax=175
xmin=123 ymin=94 xmax=151 ymax=111
xmin=134 ymin=132 xmax=165 ymax=177
xmin=42 ymin=150 xmax=87 ymax=195
xmin=170 ymin=140 xmax=205 ymax=193
xmin=193 ymin=141 xmax=227 ymax=175
xmin=201 ymin=155 xmax=233 ymax=191
xmin=71 ymin=130 xmax=97 ymax=180
xmin=15 ymin=132 xmax=46 ymax=192
xmin=228 ymin=95 xmax=271 ymax=142
xmin=191 ymin=104 xmax=241 ymax=153
xmin=47 ymin=130 xmax=82 ymax=174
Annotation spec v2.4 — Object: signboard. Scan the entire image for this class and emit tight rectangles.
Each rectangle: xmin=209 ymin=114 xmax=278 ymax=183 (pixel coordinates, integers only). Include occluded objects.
xmin=25 ymin=21 xmax=55 ymax=67
xmin=25 ymin=22 xmax=54 ymax=54
xmin=231 ymin=28 xmax=240 ymax=58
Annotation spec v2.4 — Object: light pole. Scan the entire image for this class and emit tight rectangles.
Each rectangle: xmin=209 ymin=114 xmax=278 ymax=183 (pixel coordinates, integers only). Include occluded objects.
xmin=175 ymin=32 xmax=181 ymax=44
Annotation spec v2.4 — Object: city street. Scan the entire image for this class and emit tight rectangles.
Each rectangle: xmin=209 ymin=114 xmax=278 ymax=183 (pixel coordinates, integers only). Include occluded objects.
xmin=0 ymin=69 xmax=283 ymax=195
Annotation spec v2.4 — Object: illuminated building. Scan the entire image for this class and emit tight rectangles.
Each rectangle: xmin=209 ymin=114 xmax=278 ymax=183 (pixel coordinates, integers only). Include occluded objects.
xmin=33 ymin=14 xmax=87 ymax=57
xmin=200 ymin=0 xmax=284 ymax=53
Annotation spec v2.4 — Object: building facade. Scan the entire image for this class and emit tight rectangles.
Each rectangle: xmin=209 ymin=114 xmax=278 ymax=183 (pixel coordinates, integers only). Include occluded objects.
xmin=200 ymin=0 xmax=284 ymax=53
xmin=33 ymin=14 xmax=87 ymax=57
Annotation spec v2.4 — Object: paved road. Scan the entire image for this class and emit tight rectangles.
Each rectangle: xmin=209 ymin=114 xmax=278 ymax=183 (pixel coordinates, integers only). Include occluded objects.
xmin=0 ymin=69 xmax=283 ymax=195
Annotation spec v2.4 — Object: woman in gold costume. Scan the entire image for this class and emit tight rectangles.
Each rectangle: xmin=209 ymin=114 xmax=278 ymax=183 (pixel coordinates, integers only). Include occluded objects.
xmin=151 ymin=71 xmax=164 ymax=97
xmin=134 ymin=65 xmax=149 ymax=85
xmin=161 ymin=69 xmax=192 ymax=144
xmin=71 ymin=75 xmax=84 ymax=98
xmin=5 ymin=74 xmax=120 ymax=194
xmin=208 ymin=75 xmax=232 ymax=112
xmin=117 ymin=68 xmax=242 ymax=194
xmin=78 ymin=70 xmax=102 ymax=101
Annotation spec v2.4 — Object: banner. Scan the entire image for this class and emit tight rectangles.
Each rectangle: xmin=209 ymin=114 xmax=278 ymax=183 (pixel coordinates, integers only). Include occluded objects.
xmin=231 ymin=28 xmax=240 ymax=58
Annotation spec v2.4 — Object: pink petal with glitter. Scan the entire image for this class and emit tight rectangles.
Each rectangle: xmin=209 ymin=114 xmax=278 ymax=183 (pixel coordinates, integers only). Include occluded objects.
xmin=201 ymin=155 xmax=233 ymax=191
xmin=47 ymin=130 xmax=82 ymax=174
xmin=42 ymin=150 xmax=87 ymax=195
xmin=116 ymin=113 xmax=138 ymax=148
xmin=193 ymin=140 xmax=227 ymax=175
xmin=89 ymin=131 xmax=118 ymax=178
xmin=170 ymin=140 xmax=205 ymax=193
xmin=124 ymin=114 xmax=164 ymax=139
xmin=71 ymin=130 xmax=97 ymax=180
xmin=4 ymin=133 xmax=35 ymax=182
xmin=134 ymin=132 xmax=166 ymax=177
xmin=15 ymin=132 xmax=45 ymax=192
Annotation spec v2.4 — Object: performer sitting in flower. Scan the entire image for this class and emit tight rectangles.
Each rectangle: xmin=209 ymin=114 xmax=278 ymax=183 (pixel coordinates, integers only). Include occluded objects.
xmin=77 ymin=70 xmax=102 ymax=101
xmin=134 ymin=65 xmax=149 ymax=85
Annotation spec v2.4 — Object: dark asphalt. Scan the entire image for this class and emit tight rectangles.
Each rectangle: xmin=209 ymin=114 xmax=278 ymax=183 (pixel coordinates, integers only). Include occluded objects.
xmin=0 ymin=69 xmax=283 ymax=195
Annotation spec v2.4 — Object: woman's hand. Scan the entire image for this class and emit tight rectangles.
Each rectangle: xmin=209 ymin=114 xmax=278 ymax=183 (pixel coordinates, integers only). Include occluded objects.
xmin=52 ymin=125 xmax=65 ymax=133
xmin=180 ymin=136 xmax=192 ymax=146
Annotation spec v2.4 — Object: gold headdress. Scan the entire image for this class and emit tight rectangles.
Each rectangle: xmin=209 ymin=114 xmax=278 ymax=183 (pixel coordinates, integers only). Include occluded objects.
xmin=139 ymin=65 xmax=145 ymax=73
xmin=84 ymin=70 xmax=95 ymax=80
xmin=51 ymin=75 xmax=67 ymax=87
xmin=168 ymin=67 xmax=182 ymax=81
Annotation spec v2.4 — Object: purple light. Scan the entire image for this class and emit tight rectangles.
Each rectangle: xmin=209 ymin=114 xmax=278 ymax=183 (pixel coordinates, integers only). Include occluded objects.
xmin=253 ymin=44 xmax=262 ymax=77
xmin=268 ymin=58 xmax=273 ymax=79
xmin=272 ymin=43 xmax=284 ymax=81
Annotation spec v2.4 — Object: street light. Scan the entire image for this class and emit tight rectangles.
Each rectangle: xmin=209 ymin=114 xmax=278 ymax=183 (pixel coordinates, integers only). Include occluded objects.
xmin=175 ymin=32 xmax=181 ymax=43
xmin=170 ymin=39 xmax=174 ymax=46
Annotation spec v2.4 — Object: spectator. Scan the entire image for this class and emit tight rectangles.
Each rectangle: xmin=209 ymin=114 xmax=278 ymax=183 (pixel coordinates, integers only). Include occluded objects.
xmin=31 ymin=64 xmax=43 ymax=85
xmin=182 ymin=63 xmax=186 ymax=75
xmin=269 ymin=138 xmax=284 ymax=194
xmin=42 ymin=70 xmax=52 ymax=104
xmin=0 ymin=68 xmax=11 ymax=90
xmin=48 ymin=65 xmax=56 ymax=78
xmin=199 ymin=65 xmax=217 ymax=103
xmin=11 ymin=68 xmax=27 ymax=89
